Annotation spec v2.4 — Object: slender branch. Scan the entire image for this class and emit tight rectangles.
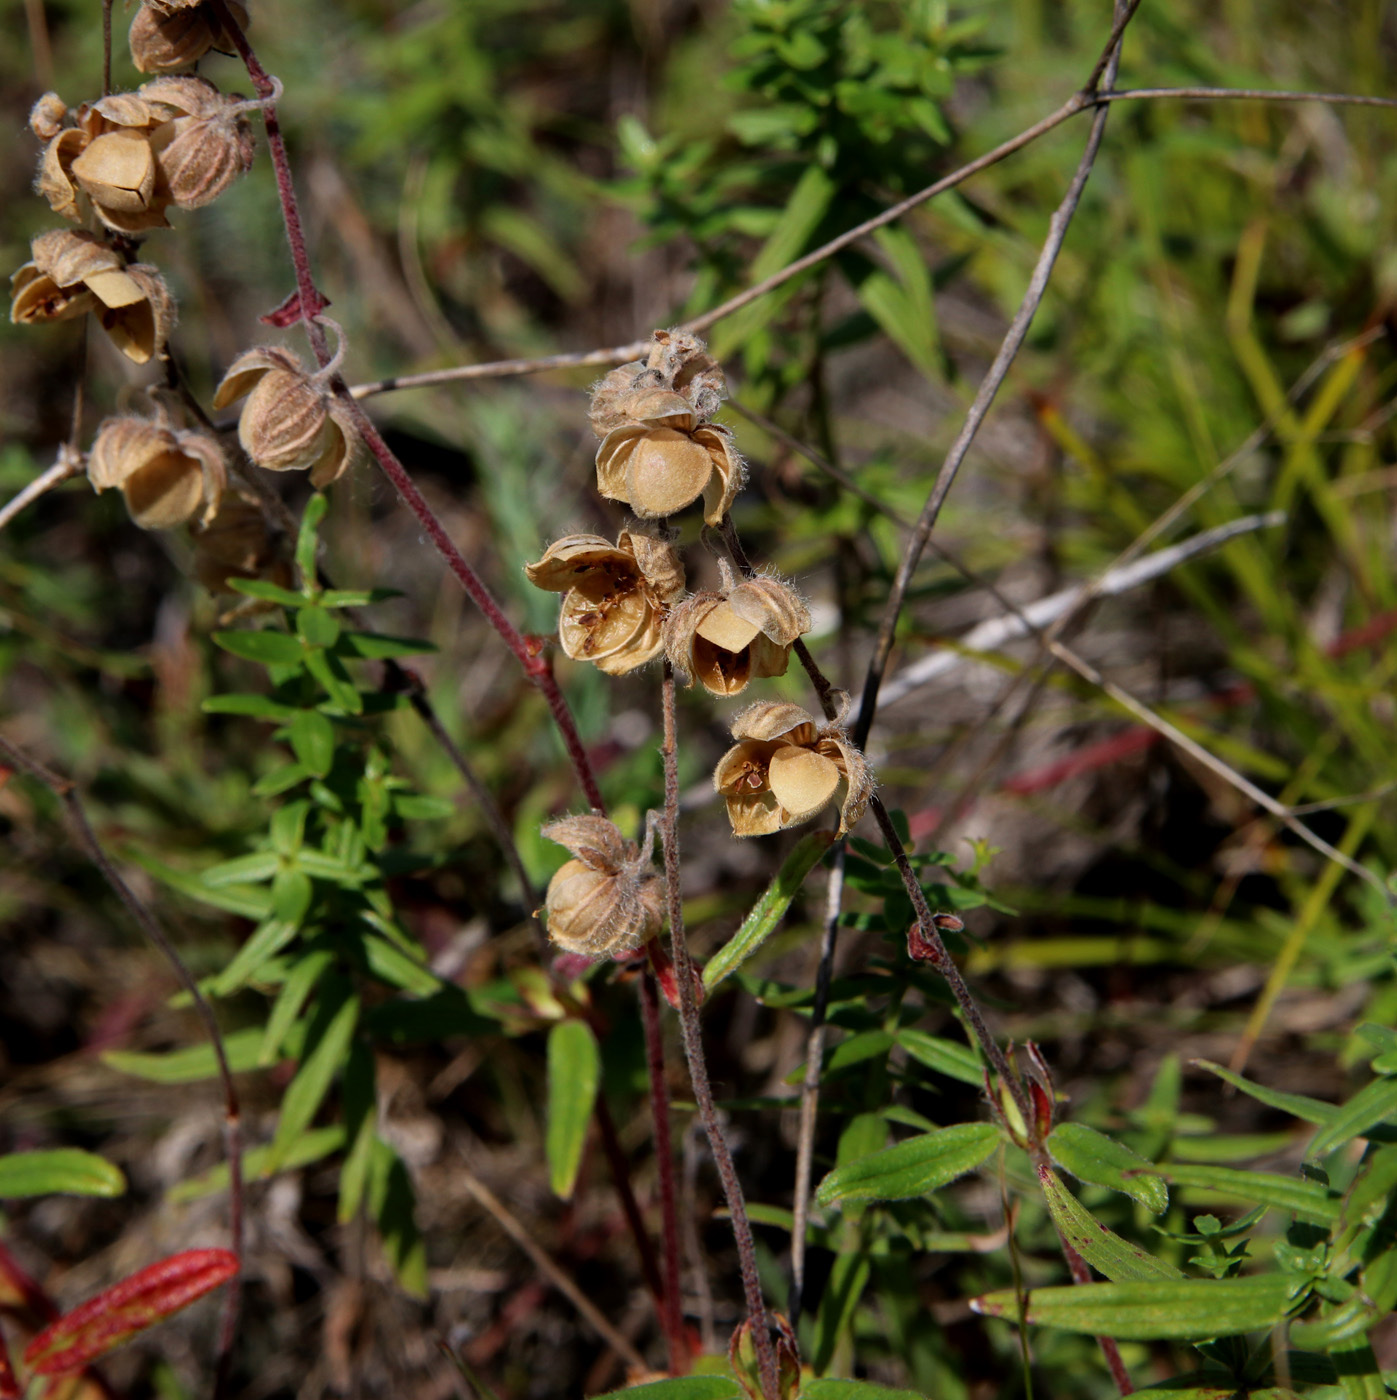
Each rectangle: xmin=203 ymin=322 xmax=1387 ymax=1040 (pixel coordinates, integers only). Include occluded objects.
xmin=852 ymin=3 xmax=1135 ymax=753
xmin=350 ymin=344 xmax=651 ymax=400
xmin=639 ymin=971 xmax=688 ymax=1374
xmin=0 ymin=451 xmax=82 ymax=533
xmin=0 ymin=734 xmax=244 ymax=1398
xmin=1097 ymin=85 xmax=1397 ymax=109
xmin=659 ymin=662 xmax=777 ymax=1400
xmin=457 ymin=1164 xmax=648 ymax=1373
xmin=787 ymin=841 xmax=845 ymax=1322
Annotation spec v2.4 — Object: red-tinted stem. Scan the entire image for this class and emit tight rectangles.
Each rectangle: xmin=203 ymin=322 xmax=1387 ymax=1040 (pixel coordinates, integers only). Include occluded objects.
xmin=211 ymin=1 xmax=605 ymax=814
xmin=640 ymin=971 xmax=688 ymax=1374
xmin=591 ymin=1092 xmax=667 ymax=1315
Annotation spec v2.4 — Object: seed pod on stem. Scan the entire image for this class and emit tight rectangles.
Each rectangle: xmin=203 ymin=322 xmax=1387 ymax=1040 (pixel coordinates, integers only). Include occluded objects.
xmin=541 ymin=814 xmax=665 ymax=958
xmin=665 ymin=560 xmax=810 ymax=696
xmin=713 ymin=702 xmax=873 ymax=838
xmin=524 ymin=528 xmax=684 ymax=675
xmin=129 ymin=1 xmax=249 ymax=74
xmin=88 ymin=409 xmax=225 ymax=530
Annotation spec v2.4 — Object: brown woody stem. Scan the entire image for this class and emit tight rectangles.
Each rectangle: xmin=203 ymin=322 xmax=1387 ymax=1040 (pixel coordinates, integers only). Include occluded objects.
xmin=659 ymin=663 xmax=777 ymax=1400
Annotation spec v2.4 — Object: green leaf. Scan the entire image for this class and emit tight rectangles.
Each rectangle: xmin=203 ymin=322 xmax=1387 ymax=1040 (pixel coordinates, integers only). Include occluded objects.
xmin=0 ymin=1150 xmax=126 ymax=1199
xmin=199 ymin=851 xmax=280 ymax=886
xmin=260 ymin=948 xmax=333 ymax=1065
xmin=812 ymin=1250 xmax=870 ymax=1375
xmin=1038 ymin=1168 xmax=1183 ymax=1281
xmin=361 ymin=935 xmax=438 ymax=996
xmin=369 ymin=1138 xmax=427 ymax=1298
xmin=393 ymin=793 xmax=455 ymax=821
xmin=703 ymin=831 xmax=834 ymax=989
xmin=304 ymin=647 xmax=363 ymax=714
xmin=546 ymin=1020 xmax=600 ymax=1200
xmin=211 ymin=918 xmax=300 ymax=997
xmin=213 ymin=629 xmax=305 ymax=667
xmin=226 ymin=578 xmax=307 ymax=608
xmin=799 ymin=1382 xmax=929 ymax=1400
xmin=970 ymin=1275 xmax=1300 ymax=1340
xmin=169 ymin=1126 xmax=345 ymax=1203
xmin=104 ymin=1026 xmax=266 ymax=1083
xmin=321 ymin=588 xmax=402 ymax=609
xmin=252 ymin=761 xmax=312 ymax=798
xmin=1308 ymin=1077 xmax=1397 ymax=1158
xmin=288 ymin=709 xmax=335 ymax=778
xmin=1048 ymin=1123 xmax=1169 ymax=1214
xmin=363 ymin=987 xmax=498 ymax=1043
xmin=296 ymin=606 xmax=341 ymax=649
xmin=816 ymin=1122 xmax=1000 ymax=1207
xmin=593 ymin=1380 xmax=742 ymax=1400
xmin=337 ymin=631 xmax=435 ymax=660
xmin=201 ymin=692 xmax=298 ymax=721
xmin=1160 ymin=1163 xmax=1340 ymax=1224
xmin=1192 ymin=1060 xmax=1335 ymax=1125
xmin=854 ymin=226 xmax=939 ymax=377
xmin=894 ymin=1028 xmax=984 ymax=1087
xmin=296 ymin=493 xmax=327 ymax=580
xmin=132 ymin=852 xmax=273 ymax=919
xmin=264 ymin=980 xmax=360 ymax=1175
xmin=338 ymin=1041 xmax=377 ymax=1223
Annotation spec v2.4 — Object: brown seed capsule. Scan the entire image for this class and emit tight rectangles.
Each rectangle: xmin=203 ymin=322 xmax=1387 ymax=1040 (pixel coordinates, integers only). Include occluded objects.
xmin=541 ymin=814 xmax=665 ymax=957
xmin=129 ymin=1 xmax=248 ymax=74
xmin=190 ymin=488 xmax=291 ymax=595
xmin=525 ymin=530 xmax=684 ymax=676
xmin=140 ymin=76 xmax=255 ymax=209
xmin=29 ymin=92 xmax=69 ymax=142
xmin=213 ymin=347 xmax=361 ymax=487
xmin=665 ymin=565 xmax=810 ymax=696
xmin=713 ymin=702 xmax=873 ymax=838
xmin=10 ymin=231 xmax=174 ymax=364
xmin=88 ymin=414 xmax=225 ymax=530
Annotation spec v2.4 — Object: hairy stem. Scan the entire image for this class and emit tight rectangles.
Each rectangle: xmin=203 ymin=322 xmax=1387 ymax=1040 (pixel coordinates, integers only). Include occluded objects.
xmin=659 ymin=663 xmax=776 ymax=1400
xmin=0 ymin=735 xmax=244 ymax=1399
xmin=640 ymin=971 xmax=689 ymax=1374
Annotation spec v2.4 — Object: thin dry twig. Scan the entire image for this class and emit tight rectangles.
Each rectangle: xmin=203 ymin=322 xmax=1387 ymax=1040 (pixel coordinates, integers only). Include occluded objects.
xmin=457 ymin=1164 xmax=648 ymax=1373
xmin=0 ymin=734 xmax=245 ymax=1398
xmin=0 ymin=451 xmax=83 ymax=534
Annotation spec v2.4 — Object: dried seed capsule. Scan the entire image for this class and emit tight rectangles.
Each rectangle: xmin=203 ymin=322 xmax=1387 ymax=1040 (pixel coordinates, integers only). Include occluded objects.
xmin=141 ymin=76 xmax=254 ymax=209
xmin=713 ymin=702 xmax=873 ymax=838
xmin=29 ymin=92 xmax=69 ymax=142
xmin=524 ymin=529 xmax=684 ymax=676
xmin=10 ymin=231 xmax=174 ymax=364
xmin=213 ymin=347 xmax=361 ymax=487
xmin=191 ymin=488 xmax=290 ymax=595
xmin=129 ymin=1 xmax=248 ymax=74
xmin=88 ymin=414 xmax=225 ymax=529
xmin=664 ymin=567 xmax=810 ymax=696
xmin=541 ymin=814 xmax=664 ymax=957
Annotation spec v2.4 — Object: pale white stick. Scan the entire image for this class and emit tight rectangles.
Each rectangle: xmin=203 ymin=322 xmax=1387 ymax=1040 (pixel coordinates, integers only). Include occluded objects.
xmin=879 ymin=511 xmax=1285 ymax=706
xmin=0 ymin=449 xmax=84 ymax=533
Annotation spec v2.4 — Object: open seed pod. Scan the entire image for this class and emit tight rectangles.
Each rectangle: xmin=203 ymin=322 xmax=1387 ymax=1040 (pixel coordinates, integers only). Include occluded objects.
xmin=525 ymin=529 xmax=683 ymax=676
xmin=129 ymin=1 xmax=249 ymax=74
xmin=665 ymin=569 xmax=810 ymax=696
xmin=10 ymin=231 xmax=174 ymax=364
xmin=88 ymin=414 xmax=225 ymax=529
xmin=541 ymin=814 xmax=665 ymax=957
xmin=713 ymin=701 xmax=873 ymax=838
xmin=213 ymin=346 xmax=361 ymax=487
xmin=595 ymin=417 xmax=744 ymax=525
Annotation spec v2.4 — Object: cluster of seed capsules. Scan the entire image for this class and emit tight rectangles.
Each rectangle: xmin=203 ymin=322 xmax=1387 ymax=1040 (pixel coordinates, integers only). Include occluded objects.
xmin=532 ymin=331 xmax=873 ymax=960
xmin=10 ymin=0 xmax=362 ymax=596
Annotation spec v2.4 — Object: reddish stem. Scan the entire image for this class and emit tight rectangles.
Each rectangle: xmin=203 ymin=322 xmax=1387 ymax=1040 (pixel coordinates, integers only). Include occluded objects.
xmin=210 ymin=0 xmax=605 ymax=814
xmin=640 ymin=971 xmax=688 ymax=1373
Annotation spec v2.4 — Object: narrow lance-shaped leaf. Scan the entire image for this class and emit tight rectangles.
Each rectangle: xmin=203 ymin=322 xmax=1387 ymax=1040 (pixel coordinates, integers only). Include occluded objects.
xmin=25 ymin=1249 xmax=238 ymax=1375
xmin=547 ymin=1019 xmax=601 ymax=1200
xmin=970 ymin=1274 xmax=1301 ymax=1341
xmin=0 ymin=1150 xmax=126 ymax=1200
xmin=1159 ymin=1162 xmax=1339 ymax=1224
xmin=816 ymin=1123 xmax=1000 ymax=1208
xmin=1038 ymin=1166 xmax=1182 ymax=1282
xmin=1192 ymin=1060 xmax=1335 ymax=1125
xmin=1047 ymin=1123 xmax=1168 ymax=1214
xmin=1307 ymin=1076 xmax=1397 ymax=1159
xmin=703 ymin=830 xmax=834 ymax=989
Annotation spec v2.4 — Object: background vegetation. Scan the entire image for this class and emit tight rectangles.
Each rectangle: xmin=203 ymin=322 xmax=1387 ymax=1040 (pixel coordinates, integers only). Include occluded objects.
xmin=2 ymin=1 xmax=1397 ymax=1398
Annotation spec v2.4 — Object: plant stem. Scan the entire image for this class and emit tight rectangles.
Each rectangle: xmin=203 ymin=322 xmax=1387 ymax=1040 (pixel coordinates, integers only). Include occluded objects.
xmin=659 ymin=663 xmax=777 ymax=1400
xmin=0 ymin=735 xmax=244 ymax=1400
xmin=640 ymin=971 xmax=688 ymax=1374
